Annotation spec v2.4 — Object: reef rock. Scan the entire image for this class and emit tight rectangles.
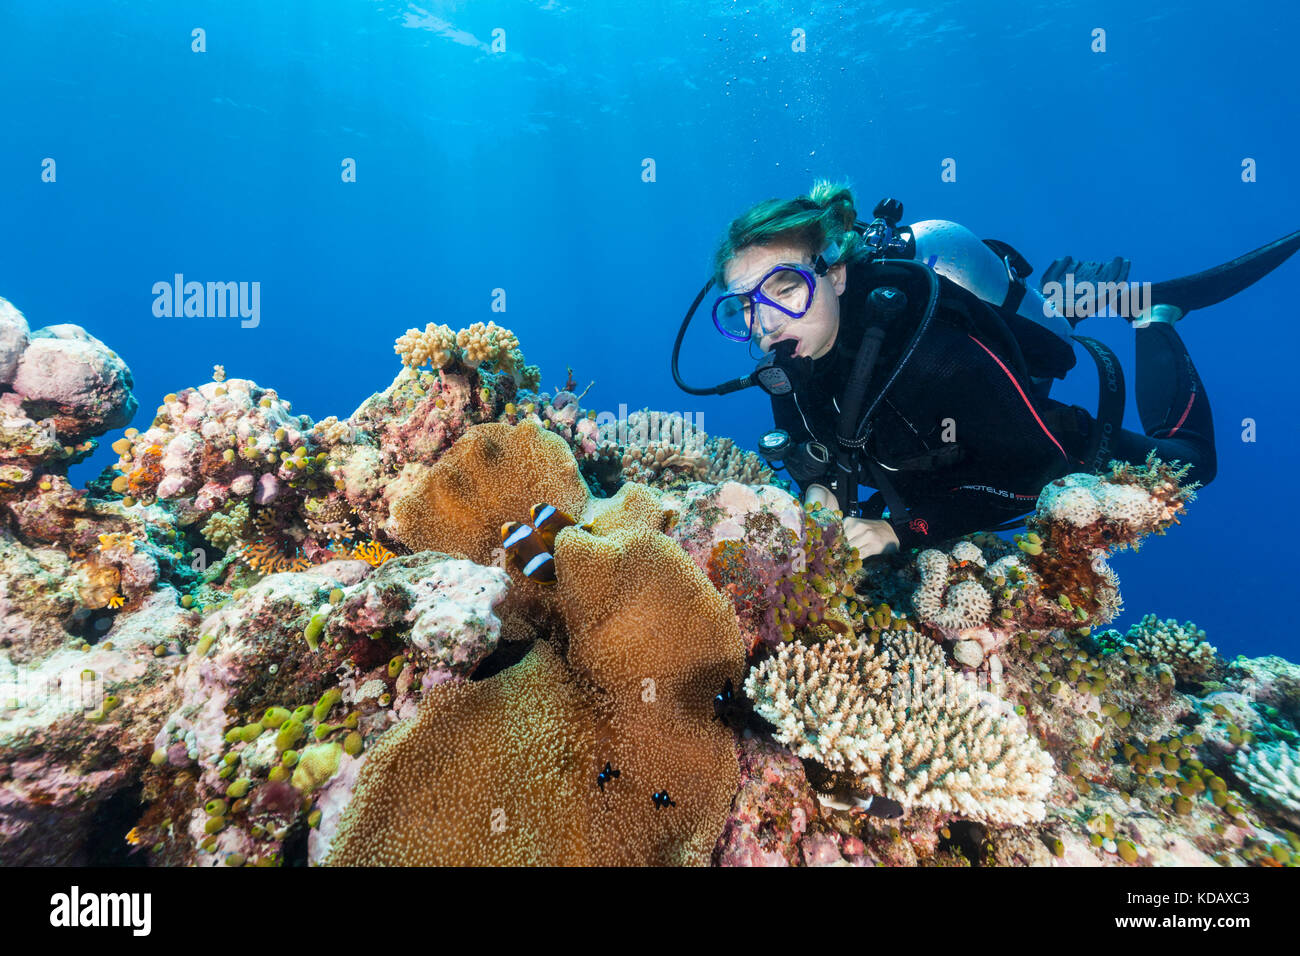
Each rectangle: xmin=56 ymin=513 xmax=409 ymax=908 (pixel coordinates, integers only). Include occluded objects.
xmin=11 ymin=322 xmax=136 ymax=442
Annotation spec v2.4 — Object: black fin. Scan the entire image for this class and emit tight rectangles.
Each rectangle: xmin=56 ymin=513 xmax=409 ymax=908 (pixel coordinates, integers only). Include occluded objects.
xmin=1148 ymin=227 xmax=1300 ymax=314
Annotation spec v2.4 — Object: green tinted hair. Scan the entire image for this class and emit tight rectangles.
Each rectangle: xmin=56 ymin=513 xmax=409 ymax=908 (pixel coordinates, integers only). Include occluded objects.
xmin=712 ymin=178 xmax=864 ymax=288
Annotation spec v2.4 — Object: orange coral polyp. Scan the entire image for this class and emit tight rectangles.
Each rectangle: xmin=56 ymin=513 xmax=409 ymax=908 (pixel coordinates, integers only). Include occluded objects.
xmin=240 ymin=542 xmax=312 ymax=575
xmin=350 ymin=539 xmax=394 ymax=567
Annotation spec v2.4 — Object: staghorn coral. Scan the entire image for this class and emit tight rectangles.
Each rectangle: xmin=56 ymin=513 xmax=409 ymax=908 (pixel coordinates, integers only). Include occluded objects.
xmin=1234 ymin=742 xmax=1300 ymax=823
xmin=745 ymin=629 xmax=1055 ymax=824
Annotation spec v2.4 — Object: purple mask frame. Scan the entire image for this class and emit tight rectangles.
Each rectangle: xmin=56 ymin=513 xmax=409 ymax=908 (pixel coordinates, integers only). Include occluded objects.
xmin=712 ymin=262 xmax=821 ymax=343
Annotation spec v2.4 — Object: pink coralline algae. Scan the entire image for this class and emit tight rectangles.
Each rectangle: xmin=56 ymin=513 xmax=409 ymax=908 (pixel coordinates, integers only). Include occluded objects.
xmin=713 ymin=733 xmax=817 ymax=866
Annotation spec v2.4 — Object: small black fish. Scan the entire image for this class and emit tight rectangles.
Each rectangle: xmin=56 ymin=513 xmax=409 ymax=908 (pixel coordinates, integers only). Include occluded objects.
xmin=858 ymin=795 xmax=904 ymax=819
xmin=712 ymin=677 xmax=758 ymax=731
xmin=713 ymin=678 xmax=734 ymax=720
xmin=651 ymin=789 xmax=676 ymax=809
xmin=597 ymin=761 xmax=621 ymax=793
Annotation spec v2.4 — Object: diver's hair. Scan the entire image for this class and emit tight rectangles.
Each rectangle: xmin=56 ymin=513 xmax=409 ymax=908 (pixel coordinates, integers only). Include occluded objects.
xmin=711 ymin=178 xmax=864 ymax=287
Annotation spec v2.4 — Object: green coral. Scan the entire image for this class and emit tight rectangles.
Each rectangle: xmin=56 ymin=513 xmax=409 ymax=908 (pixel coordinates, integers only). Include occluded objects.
xmin=200 ymin=502 xmax=251 ymax=550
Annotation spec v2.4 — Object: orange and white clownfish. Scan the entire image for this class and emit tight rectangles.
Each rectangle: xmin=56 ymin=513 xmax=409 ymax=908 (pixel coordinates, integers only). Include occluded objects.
xmin=500 ymin=520 xmax=557 ymax=584
xmin=529 ymin=503 xmax=578 ymax=550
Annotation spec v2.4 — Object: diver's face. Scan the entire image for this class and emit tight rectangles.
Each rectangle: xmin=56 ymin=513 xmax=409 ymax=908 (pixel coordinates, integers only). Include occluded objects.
xmin=723 ymin=242 xmax=847 ymax=359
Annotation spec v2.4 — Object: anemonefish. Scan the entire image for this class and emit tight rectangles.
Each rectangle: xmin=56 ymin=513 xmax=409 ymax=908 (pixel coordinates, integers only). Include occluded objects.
xmin=501 ymin=503 xmax=593 ymax=585
xmin=529 ymin=503 xmax=577 ymax=550
xmin=500 ymin=521 xmax=557 ymax=584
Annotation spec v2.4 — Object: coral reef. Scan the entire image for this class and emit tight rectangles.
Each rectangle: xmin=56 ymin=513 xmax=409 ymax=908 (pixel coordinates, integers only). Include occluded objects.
xmin=713 ymin=734 xmax=818 ymax=866
xmin=591 ymin=408 xmax=774 ymax=490
xmin=1097 ymin=614 xmax=1218 ymax=680
xmin=3 ymin=297 xmax=1298 ymax=869
xmin=667 ymin=481 xmax=863 ymax=652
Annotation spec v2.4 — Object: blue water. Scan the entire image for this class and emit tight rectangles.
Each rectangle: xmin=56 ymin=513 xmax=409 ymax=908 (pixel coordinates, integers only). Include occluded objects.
xmin=1 ymin=1 xmax=1296 ymax=659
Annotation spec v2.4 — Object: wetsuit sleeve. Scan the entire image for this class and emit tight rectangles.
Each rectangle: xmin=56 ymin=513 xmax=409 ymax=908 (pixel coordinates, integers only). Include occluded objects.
xmin=887 ymin=491 xmax=1034 ymax=550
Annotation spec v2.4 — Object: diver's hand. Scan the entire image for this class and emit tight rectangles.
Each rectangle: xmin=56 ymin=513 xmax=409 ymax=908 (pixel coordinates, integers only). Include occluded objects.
xmin=803 ymin=483 xmax=835 ymax=510
xmin=802 ymin=485 xmax=899 ymax=557
xmin=843 ymin=517 xmax=899 ymax=558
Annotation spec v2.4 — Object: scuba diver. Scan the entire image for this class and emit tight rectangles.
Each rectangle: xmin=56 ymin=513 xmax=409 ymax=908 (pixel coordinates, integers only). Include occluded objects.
xmin=671 ymin=180 xmax=1300 ymax=557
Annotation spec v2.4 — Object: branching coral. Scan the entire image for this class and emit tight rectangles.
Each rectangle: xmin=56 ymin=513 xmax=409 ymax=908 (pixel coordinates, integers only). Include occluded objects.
xmin=201 ymin=502 xmax=251 ymax=550
xmin=345 ymin=539 xmax=394 ymax=568
xmin=238 ymin=541 xmax=312 ymax=575
xmin=1097 ymin=614 xmax=1218 ymax=680
xmin=592 ymin=409 xmax=774 ymax=491
xmin=745 ymin=629 xmax=1055 ymax=824
xmin=395 ymin=323 xmax=457 ymax=370
xmin=394 ymin=320 xmax=539 ymax=387
xmin=456 ymin=321 xmax=518 ymax=369
xmin=1234 ymin=742 xmax=1300 ymax=822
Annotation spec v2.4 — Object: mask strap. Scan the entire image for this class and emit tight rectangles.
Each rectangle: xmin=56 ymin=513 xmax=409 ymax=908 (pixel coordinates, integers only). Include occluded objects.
xmin=814 ymin=239 xmax=843 ymax=275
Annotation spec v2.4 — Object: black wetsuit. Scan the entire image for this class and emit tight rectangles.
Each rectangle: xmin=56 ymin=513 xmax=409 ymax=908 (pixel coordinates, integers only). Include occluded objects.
xmin=769 ymin=258 xmax=1217 ymax=550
